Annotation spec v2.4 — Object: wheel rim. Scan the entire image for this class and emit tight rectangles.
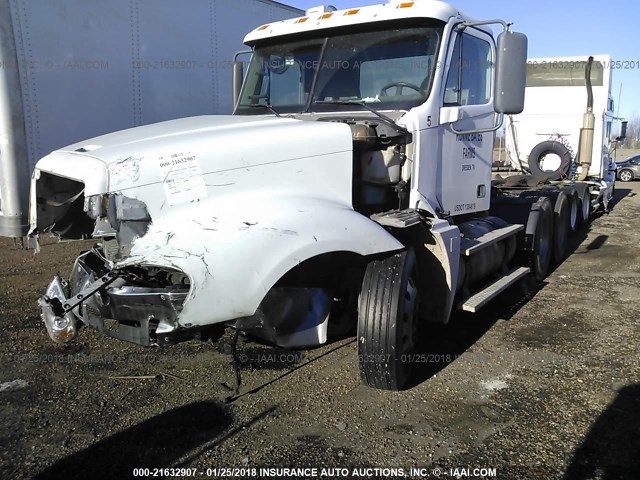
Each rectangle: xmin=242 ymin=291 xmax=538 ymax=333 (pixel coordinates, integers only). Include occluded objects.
xmin=620 ymin=170 xmax=632 ymax=182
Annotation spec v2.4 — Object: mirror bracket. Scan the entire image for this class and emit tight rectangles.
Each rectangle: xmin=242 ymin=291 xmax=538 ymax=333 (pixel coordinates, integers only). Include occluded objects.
xmin=449 ymin=113 xmax=504 ymax=136
xmin=455 ymin=19 xmax=510 ymax=32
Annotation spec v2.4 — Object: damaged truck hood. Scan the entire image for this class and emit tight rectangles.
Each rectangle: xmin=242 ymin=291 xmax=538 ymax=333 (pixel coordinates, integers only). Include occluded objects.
xmin=35 ymin=115 xmax=352 ymax=193
xmin=31 ymin=115 xmax=354 ymax=229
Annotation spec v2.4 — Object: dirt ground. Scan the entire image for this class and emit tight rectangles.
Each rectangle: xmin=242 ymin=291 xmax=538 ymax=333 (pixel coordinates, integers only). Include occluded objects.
xmin=1 ymin=183 xmax=639 ymax=480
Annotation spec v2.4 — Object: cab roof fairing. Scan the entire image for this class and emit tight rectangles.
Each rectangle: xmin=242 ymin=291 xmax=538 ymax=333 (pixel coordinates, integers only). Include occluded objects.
xmin=243 ymin=0 xmax=485 ymax=45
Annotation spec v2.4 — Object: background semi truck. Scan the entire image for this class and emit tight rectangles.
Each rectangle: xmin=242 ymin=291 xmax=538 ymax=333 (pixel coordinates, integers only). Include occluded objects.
xmin=488 ymin=54 xmax=625 ymax=268
xmin=0 ymin=0 xmax=302 ymax=238
xmin=28 ymin=0 xmax=613 ymax=391
xmin=500 ymin=55 xmax=623 ymax=215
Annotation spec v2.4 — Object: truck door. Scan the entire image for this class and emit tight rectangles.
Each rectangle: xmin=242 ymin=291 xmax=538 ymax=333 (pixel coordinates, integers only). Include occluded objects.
xmin=439 ymin=28 xmax=494 ymax=216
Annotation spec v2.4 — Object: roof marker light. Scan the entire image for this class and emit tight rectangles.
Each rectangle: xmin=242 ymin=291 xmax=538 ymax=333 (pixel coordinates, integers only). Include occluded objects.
xmin=305 ymin=5 xmax=337 ymax=16
xmin=344 ymin=8 xmax=360 ymax=15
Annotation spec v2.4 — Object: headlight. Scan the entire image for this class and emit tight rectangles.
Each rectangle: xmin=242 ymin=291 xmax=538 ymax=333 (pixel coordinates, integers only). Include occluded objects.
xmin=84 ymin=194 xmax=108 ymax=219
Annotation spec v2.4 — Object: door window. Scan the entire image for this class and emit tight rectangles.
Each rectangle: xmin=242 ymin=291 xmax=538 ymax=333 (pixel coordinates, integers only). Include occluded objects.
xmin=444 ymin=32 xmax=492 ymax=106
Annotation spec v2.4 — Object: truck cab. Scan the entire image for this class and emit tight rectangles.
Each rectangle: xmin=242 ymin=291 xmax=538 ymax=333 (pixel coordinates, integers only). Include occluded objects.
xmin=236 ymin=1 xmax=511 ymax=218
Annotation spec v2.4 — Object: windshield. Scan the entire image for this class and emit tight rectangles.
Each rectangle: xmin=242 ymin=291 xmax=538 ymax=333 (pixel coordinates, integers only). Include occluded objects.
xmin=236 ymin=21 xmax=443 ymax=114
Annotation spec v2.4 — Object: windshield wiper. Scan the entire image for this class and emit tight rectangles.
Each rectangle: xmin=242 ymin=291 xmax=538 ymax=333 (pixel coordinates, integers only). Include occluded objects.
xmin=247 ymin=103 xmax=282 ymax=117
xmin=313 ymin=100 xmax=409 ymax=134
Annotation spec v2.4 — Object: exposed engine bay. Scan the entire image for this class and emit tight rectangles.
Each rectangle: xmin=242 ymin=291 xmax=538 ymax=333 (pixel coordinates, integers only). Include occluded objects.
xmin=325 ymin=116 xmax=413 ymax=215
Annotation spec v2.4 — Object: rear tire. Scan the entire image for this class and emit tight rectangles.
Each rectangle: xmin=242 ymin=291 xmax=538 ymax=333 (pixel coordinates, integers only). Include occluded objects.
xmin=561 ymin=187 xmax=580 ymax=234
xmin=490 ymin=195 xmax=553 ymax=280
xmin=551 ymin=192 xmax=570 ymax=264
xmin=574 ymin=183 xmax=591 ymax=227
xmin=528 ymin=197 xmax=554 ymax=281
xmin=518 ymin=190 xmax=571 ymax=262
xmin=358 ymin=249 xmax=418 ymax=391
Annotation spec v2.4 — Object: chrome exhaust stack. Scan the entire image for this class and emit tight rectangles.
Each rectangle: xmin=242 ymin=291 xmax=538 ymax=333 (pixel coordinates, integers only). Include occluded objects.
xmin=577 ymin=56 xmax=595 ymax=181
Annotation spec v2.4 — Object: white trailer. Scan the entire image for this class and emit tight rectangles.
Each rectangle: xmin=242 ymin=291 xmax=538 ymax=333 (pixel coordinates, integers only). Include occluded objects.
xmin=0 ymin=0 xmax=302 ymax=237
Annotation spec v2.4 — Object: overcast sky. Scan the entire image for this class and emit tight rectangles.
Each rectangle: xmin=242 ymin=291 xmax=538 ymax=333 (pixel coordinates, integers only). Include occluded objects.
xmin=284 ymin=0 xmax=639 ymax=120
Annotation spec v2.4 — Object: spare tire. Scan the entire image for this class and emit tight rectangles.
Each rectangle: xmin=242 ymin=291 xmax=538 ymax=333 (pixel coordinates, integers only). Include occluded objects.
xmin=528 ymin=141 xmax=572 ymax=180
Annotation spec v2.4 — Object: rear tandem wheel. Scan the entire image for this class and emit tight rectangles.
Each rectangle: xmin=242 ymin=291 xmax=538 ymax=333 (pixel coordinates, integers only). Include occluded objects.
xmin=551 ymin=191 xmax=570 ymax=264
xmin=527 ymin=197 xmax=554 ymax=281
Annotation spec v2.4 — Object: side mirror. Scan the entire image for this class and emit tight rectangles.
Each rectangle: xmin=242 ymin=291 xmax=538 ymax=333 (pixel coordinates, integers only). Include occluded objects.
xmin=494 ymin=31 xmax=528 ymax=114
xmin=232 ymin=50 xmax=253 ymax=110
xmin=232 ymin=60 xmax=244 ymax=109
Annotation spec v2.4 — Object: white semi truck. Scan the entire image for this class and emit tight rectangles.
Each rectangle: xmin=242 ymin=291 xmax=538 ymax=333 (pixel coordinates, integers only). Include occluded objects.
xmin=0 ymin=0 xmax=302 ymax=238
xmin=29 ymin=0 xmax=602 ymax=390
xmin=502 ymin=55 xmax=622 ymax=214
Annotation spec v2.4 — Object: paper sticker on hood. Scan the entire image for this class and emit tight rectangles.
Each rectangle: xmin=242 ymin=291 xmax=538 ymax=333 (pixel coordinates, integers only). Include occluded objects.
xmin=158 ymin=151 xmax=208 ymax=206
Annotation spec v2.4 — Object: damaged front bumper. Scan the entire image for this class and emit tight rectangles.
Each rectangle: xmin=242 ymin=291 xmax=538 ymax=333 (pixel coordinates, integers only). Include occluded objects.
xmin=39 ymin=247 xmax=191 ymax=346
xmin=39 ymin=246 xmax=334 ymax=349
xmin=39 ymin=275 xmax=79 ymax=344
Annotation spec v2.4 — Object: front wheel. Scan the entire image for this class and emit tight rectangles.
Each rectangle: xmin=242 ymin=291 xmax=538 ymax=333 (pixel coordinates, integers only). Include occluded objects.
xmin=357 ymin=249 xmax=419 ymax=391
xmin=619 ymin=169 xmax=634 ymax=182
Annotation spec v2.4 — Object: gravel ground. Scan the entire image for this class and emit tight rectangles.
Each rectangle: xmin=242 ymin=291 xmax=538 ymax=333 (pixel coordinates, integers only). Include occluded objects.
xmin=1 ymin=183 xmax=639 ymax=480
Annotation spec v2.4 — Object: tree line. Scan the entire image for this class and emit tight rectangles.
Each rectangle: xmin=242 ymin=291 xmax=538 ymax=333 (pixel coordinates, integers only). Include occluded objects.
xmin=621 ymin=116 xmax=640 ymax=149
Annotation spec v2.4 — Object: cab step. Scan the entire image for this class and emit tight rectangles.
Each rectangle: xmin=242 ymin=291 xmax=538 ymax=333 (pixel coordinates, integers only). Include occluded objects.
xmin=460 ymin=224 xmax=523 ymax=256
xmin=459 ymin=266 xmax=530 ymax=312
xmin=370 ymin=209 xmax=422 ymax=228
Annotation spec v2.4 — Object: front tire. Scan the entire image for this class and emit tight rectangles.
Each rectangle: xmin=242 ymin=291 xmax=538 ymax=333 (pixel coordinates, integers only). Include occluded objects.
xmin=619 ymin=169 xmax=634 ymax=182
xmin=358 ymin=249 xmax=418 ymax=391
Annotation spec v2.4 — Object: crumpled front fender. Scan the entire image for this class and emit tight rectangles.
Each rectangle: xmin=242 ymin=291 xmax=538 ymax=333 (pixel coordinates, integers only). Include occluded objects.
xmin=115 ymin=197 xmax=404 ymax=327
